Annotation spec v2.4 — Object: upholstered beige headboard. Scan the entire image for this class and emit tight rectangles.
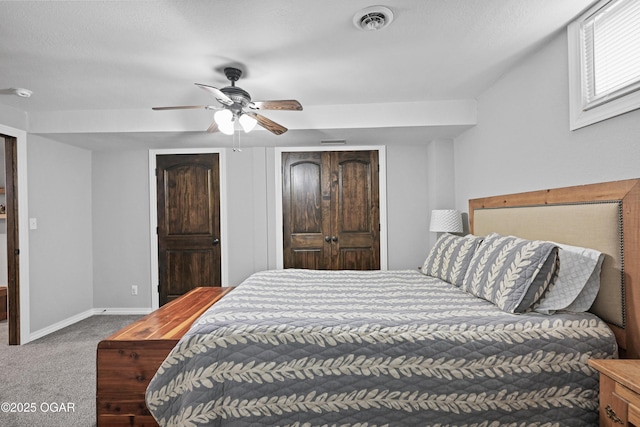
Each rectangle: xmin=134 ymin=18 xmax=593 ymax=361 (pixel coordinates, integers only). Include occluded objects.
xmin=469 ymin=179 xmax=640 ymax=358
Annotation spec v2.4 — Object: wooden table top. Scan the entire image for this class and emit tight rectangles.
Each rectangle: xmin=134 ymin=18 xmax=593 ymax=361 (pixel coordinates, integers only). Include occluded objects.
xmin=589 ymin=359 xmax=640 ymax=395
xmin=99 ymin=286 xmax=234 ymax=344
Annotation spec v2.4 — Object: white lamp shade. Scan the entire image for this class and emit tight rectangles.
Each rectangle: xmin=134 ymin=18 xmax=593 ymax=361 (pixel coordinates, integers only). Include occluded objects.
xmin=239 ymin=113 xmax=257 ymax=133
xmin=218 ymin=121 xmax=234 ymax=135
xmin=429 ymin=210 xmax=463 ymax=233
xmin=214 ymin=109 xmax=234 ymax=135
xmin=214 ymin=109 xmax=232 ymax=125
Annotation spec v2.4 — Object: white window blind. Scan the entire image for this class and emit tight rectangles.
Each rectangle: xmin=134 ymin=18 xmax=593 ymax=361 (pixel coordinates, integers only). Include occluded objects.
xmin=568 ymin=0 xmax=640 ymax=129
xmin=582 ymin=0 xmax=640 ymax=108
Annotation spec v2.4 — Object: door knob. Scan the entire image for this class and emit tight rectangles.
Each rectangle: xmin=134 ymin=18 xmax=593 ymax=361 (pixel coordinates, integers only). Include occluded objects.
xmin=213 ymin=238 xmax=220 ymax=245
xmin=325 ymin=236 xmax=331 ymax=242
xmin=332 ymin=236 xmax=338 ymax=242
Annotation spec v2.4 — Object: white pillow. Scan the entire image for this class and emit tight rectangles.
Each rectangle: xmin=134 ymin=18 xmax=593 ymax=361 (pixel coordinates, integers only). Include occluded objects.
xmin=563 ymin=251 xmax=605 ymax=312
xmin=534 ymin=243 xmax=604 ymax=314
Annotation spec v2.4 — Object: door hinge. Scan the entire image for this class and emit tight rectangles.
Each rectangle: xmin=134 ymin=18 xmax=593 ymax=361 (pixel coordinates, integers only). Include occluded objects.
xmin=14 ymin=249 xmax=19 ymax=256
xmin=156 ymin=226 xmax=159 ymax=235
xmin=157 ymin=284 xmax=160 ymax=293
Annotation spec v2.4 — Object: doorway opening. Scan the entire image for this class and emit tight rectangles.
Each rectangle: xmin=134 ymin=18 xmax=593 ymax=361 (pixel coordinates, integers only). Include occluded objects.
xmin=0 ymin=134 xmax=20 ymax=345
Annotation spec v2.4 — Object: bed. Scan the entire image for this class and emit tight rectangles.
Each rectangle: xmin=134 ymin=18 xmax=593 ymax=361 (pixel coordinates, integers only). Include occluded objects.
xmin=146 ymin=179 xmax=640 ymax=426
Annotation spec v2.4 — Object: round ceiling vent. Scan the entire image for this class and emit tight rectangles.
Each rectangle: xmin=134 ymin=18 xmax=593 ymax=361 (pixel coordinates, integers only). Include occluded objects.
xmin=353 ymin=6 xmax=394 ymax=31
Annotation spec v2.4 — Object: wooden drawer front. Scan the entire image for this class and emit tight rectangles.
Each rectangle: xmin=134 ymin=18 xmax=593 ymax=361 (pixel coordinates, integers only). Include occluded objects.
xmin=630 ymin=404 xmax=640 ymax=427
xmin=607 ymin=393 xmax=629 ymax=426
xmin=616 ymin=381 xmax=640 ymax=427
xmin=600 ymin=375 xmax=627 ymax=426
xmin=97 ymin=345 xmax=175 ymax=399
xmin=617 ymin=382 xmax=640 ymax=412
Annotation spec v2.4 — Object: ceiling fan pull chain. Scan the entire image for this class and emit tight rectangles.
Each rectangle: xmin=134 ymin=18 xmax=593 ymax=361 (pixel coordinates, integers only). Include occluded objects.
xmin=233 ymin=130 xmax=242 ymax=152
xmin=233 ymin=130 xmax=237 ymax=152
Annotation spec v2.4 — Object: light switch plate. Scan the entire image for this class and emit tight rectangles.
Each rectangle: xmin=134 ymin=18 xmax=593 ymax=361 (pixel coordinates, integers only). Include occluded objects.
xmin=29 ymin=218 xmax=37 ymax=230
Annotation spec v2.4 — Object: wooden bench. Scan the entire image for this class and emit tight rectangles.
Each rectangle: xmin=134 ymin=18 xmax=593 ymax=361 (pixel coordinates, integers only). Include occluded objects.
xmin=96 ymin=286 xmax=234 ymax=427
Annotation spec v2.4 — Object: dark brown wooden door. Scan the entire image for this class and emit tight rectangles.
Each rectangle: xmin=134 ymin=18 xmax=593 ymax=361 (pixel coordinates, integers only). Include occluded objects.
xmin=282 ymin=152 xmax=332 ymax=269
xmin=156 ymin=154 xmax=221 ymax=305
xmin=282 ymin=150 xmax=379 ymax=270
xmin=331 ymin=150 xmax=380 ymax=270
xmin=4 ymin=136 xmax=20 ymax=345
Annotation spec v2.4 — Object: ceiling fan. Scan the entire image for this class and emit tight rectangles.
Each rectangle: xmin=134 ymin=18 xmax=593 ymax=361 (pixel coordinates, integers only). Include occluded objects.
xmin=152 ymin=67 xmax=302 ymax=136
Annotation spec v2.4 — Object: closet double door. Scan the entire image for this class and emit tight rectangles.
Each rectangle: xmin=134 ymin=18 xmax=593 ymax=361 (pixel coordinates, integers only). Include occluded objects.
xmin=282 ymin=150 xmax=380 ymax=270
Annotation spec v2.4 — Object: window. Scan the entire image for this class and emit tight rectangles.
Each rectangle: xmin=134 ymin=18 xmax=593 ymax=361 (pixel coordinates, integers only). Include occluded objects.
xmin=568 ymin=0 xmax=640 ymax=130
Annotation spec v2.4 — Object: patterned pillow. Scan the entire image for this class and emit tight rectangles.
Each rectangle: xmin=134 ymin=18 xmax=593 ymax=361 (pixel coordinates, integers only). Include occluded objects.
xmin=461 ymin=233 xmax=559 ymax=313
xmin=421 ymin=233 xmax=483 ymax=286
xmin=534 ymin=243 xmax=604 ymax=314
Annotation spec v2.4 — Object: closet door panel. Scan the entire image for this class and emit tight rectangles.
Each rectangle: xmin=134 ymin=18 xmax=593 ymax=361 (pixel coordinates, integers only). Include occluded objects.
xmin=338 ymin=159 xmax=371 ymax=233
xmin=282 ymin=150 xmax=380 ymax=271
xmin=339 ymin=248 xmax=375 ymax=270
xmin=282 ymin=152 xmax=331 ymax=269
xmin=332 ymin=151 xmax=380 ymax=270
xmin=291 ymin=249 xmax=323 ymax=270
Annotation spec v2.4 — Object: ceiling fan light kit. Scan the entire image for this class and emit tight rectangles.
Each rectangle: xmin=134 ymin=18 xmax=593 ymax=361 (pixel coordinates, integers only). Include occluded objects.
xmin=153 ymin=66 xmax=302 ymax=136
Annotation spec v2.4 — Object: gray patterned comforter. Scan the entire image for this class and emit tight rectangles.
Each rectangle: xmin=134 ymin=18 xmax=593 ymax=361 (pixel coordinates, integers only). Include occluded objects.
xmin=146 ymin=269 xmax=617 ymax=427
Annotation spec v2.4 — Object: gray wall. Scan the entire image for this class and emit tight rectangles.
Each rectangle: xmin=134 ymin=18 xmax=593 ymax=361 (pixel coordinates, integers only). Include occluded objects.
xmin=454 ymin=30 xmax=640 ymax=211
xmin=0 ymin=104 xmax=27 ymax=131
xmin=92 ymin=150 xmax=151 ymax=309
xmin=225 ymin=148 xmax=271 ymax=285
xmin=426 ymin=139 xmax=456 ymax=247
xmin=86 ymin=141 xmax=439 ymax=309
xmin=386 ymin=143 xmax=431 ymax=270
xmin=27 ymin=135 xmax=94 ymax=331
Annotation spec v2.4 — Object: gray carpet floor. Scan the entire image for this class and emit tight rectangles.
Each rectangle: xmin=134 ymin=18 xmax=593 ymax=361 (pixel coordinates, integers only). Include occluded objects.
xmin=0 ymin=315 xmax=142 ymax=427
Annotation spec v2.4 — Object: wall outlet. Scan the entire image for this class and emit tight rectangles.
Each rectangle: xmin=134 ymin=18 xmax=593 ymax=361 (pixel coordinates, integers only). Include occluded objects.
xmin=131 ymin=285 xmax=138 ymax=296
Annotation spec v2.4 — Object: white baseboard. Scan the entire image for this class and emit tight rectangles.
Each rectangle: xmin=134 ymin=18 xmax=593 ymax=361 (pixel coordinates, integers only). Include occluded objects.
xmin=93 ymin=307 xmax=153 ymax=315
xmin=28 ymin=308 xmax=95 ymax=342
xmin=26 ymin=307 xmax=153 ymax=343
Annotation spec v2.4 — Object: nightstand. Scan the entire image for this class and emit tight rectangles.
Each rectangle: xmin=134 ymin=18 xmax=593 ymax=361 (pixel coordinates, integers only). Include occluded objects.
xmin=589 ymin=359 xmax=640 ymax=426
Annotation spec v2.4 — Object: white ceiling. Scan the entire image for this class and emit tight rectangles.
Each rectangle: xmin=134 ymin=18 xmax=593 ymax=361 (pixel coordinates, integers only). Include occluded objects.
xmin=0 ymin=0 xmax=594 ymax=149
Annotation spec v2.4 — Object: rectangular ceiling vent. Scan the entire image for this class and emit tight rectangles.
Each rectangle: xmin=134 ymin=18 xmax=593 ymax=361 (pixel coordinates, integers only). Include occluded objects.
xmin=320 ymin=139 xmax=347 ymax=145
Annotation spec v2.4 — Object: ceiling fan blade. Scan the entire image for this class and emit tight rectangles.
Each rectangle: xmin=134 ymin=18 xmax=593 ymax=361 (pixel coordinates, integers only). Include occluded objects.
xmin=249 ymin=100 xmax=303 ymax=111
xmin=195 ymin=83 xmax=234 ymax=106
xmin=152 ymin=105 xmax=210 ymax=110
xmin=245 ymin=112 xmax=288 ymax=135
xmin=206 ymin=121 xmax=219 ymax=133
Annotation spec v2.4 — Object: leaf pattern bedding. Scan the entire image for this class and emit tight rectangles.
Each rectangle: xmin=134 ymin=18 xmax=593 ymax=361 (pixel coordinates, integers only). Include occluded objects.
xmin=146 ymin=269 xmax=617 ymax=427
